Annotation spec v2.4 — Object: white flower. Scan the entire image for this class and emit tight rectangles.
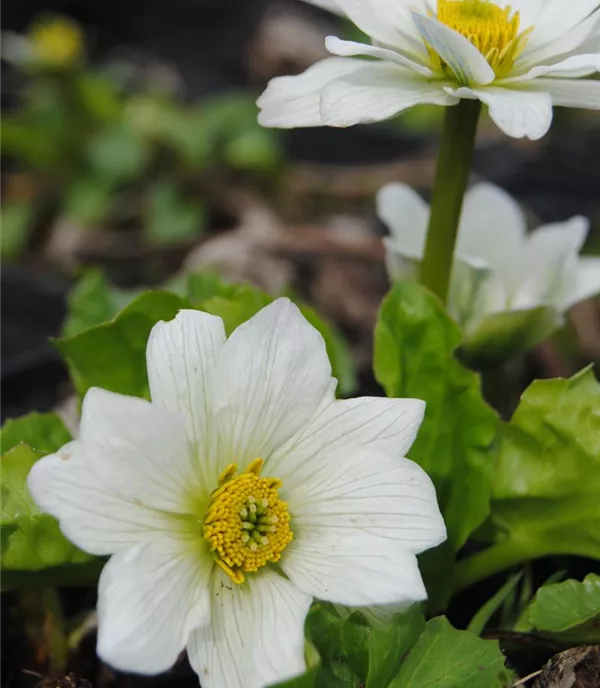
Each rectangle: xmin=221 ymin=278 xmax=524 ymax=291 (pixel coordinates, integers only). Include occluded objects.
xmin=379 ymin=182 xmax=600 ymax=333
xmin=27 ymin=299 xmax=446 ymax=688
xmin=258 ymin=0 xmax=600 ymax=140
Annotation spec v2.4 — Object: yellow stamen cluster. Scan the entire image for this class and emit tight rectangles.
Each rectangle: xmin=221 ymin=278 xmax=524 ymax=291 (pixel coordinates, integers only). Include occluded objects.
xmin=202 ymin=459 xmax=293 ymax=584
xmin=435 ymin=0 xmax=531 ymax=78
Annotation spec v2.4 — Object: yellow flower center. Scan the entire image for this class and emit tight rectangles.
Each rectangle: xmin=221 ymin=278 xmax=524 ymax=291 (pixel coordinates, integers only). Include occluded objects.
xmin=202 ymin=459 xmax=293 ymax=584
xmin=435 ymin=0 xmax=531 ymax=78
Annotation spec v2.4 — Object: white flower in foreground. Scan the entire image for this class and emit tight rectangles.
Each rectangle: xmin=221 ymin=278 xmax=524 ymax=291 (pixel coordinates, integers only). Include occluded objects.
xmin=28 ymin=299 xmax=446 ymax=688
xmin=258 ymin=0 xmax=600 ymax=140
xmin=379 ymin=182 xmax=600 ymax=333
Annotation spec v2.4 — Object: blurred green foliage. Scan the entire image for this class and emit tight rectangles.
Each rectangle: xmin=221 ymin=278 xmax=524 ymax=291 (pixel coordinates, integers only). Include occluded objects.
xmin=1 ymin=16 xmax=283 ymax=258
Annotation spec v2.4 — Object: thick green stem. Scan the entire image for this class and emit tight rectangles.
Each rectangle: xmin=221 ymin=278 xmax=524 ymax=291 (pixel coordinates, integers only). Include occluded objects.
xmin=453 ymin=539 xmax=537 ymax=593
xmin=420 ymin=100 xmax=481 ymax=304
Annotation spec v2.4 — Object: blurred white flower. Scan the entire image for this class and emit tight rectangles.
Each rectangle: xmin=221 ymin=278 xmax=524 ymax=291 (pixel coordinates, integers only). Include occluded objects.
xmin=258 ymin=0 xmax=600 ymax=139
xmin=379 ymin=182 xmax=600 ymax=337
xmin=28 ymin=298 xmax=445 ymax=688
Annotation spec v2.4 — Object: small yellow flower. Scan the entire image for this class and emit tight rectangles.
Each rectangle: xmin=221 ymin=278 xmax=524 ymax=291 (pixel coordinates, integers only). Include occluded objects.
xmin=29 ymin=17 xmax=83 ymax=68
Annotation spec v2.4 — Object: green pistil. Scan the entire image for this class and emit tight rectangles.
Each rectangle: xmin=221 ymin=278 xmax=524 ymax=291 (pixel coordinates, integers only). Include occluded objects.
xmin=239 ymin=495 xmax=273 ymax=546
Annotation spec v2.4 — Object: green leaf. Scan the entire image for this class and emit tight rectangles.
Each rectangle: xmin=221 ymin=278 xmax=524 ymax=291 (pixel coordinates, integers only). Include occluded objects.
xmin=1 ymin=444 xmax=94 ymax=573
xmin=515 ymin=574 xmax=600 ymax=643
xmin=126 ymin=96 xmax=211 ymax=168
xmin=86 ymin=123 xmax=150 ymax=182
xmin=62 ymin=269 xmax=139 ymax=337
xmin=199 ymin=93 xmax=265 ymax=141
xmin=389 ymin=617 xmax=512 ymax=687
xmin=374 ymin=283 xmax=497 ymax=603
xmin=1 ymin=413 xmax=71 ymax=455
xmin=224 ymin=130 xmax=282 ymax=173
xmin=366 ymin=605 xmax=425 ymax=688
xmin=458 ymin=307 xmax=562 ymax=368
xmin=73 ymin=71 xmax=122 ymax=124
xmin=62 ymin=175 xmax=115 ymax=226
xmin=1 ymin=116 xmax=62 ymax=169
xmin=55 ymin=290 xmax=188 ymax=399
xmin=467 ymin=572 xmax=522 ymax=636
xmin=200 ymin=285 xmax=273 ymax=334
xmin=184 ymin=271 xmax=240 ymax=305
xmin=272 ymin=667 xmax=319 ymax=688
xmin=306 ymin=605 xmax=367 ymax=687
xmin=1 ymin=202 xmax=36 ymax=258
xmin=145 ymin=181 xmax=206 ymax=245
xmin=490 ymin=366 xmax=600 ymax=563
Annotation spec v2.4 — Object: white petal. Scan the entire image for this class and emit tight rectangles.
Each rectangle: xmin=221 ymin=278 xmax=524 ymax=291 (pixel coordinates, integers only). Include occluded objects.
xmin=456 ymin=183 xmax=527 ymax=291
xmin=78 ymin=388 xmax=198 ymax=513
xmin=279 ymin=443 xmax=445 ymax=554
xmin=376 ymin=182 xmax=429 ymax=259
xmin=499 ymin=0 xmax=545 ymax=28
xmin=282 ymin=531 xmax=428 ymax=606
xmin=267 ymin=395 xmax=445 ymax=556
xmin=448 ymin=86 xmax=553 ymax=140
xmin=522 ymin=12 xmax=600 ymax=68
xmin=320 ymin=62 xmax=456 ymax=127
xmin=187 ymin=569 xmax=312 ymax=688
xmin=410 ymin=12 xmax=495 ymax=86
xmin=212 ymin=298 xmax=335 ymax=475
xmin=448 ymin=259 xmax=508 ymax=331
xmin=269 ymin=396 xmax=426 ymax=476
xmin=579 ymin=12 xmax=600 ymax=53
xmin=325 ymin=36 xmax=432 ymax=76
xmin=521 ymin=0 xmax=600 ymax=63
xmin=257 ymin=57 xmax=366 ymax=128
xmin=147 ymin=310 xmax=226 ymax=501
xmin=563 ymin=257 xmax=600 ymax=309
xmin=512 ymin=54 xmax=600 ymax=80
xmin=384 ymin=240 xmax=422 ymax=284
xmin=332 ymin=0 xmax=432 ymax=62
xmin=97 ymin=536 xmax=212 ymax=674
xmin=511 ymin=217 xmax=590 ymax=309
xmin=265 ymin=398 xmax=445 ymax=552
xmin=27 ymin=441 xmax=176 ymax=556
xmin=534 ymin=0 xmax=600 ymax=36
xmin=531 ymin=78 xmax=600 ymax=110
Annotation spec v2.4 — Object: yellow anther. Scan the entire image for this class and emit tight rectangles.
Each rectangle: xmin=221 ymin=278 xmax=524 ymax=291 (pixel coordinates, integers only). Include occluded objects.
xmin=246 ymin=458 xmax=264 ymax=475
xmin=219 ymin=463 xmax=237 ymax=484
xmin=434 ymin=0 xmax=531 ymax=78
xmin=203 ymin=460 xmax=293 ymax=584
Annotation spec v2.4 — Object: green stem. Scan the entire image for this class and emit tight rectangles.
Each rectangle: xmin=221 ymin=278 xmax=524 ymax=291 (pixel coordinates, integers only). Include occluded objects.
xmin=420 ymin=99 xmax=481 ymax=304
xmin=453 ymin=539 xmax=537 ymax=593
